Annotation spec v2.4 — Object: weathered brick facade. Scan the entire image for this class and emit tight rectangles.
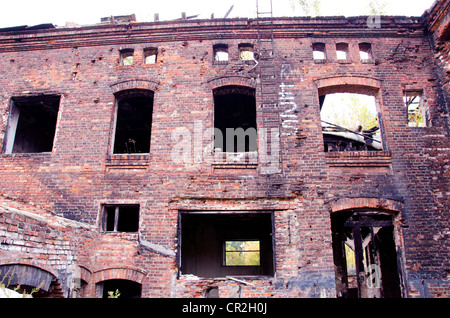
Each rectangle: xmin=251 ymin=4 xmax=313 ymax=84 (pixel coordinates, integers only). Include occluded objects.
xmin=0 ymin=1 xmax=448 ymax=298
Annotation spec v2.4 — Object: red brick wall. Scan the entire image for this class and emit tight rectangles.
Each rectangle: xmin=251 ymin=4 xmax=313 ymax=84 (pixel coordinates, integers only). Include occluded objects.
xmin=0 ymin=9 xmax=448 ymax=298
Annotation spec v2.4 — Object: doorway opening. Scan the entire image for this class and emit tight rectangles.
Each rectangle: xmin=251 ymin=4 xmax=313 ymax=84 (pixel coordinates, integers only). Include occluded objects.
xmin=331 ymin=210 xmax=402 ymax=298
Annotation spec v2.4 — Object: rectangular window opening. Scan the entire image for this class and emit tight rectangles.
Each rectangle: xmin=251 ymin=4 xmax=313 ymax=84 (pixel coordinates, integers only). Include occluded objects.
xmin=120 ymin=49 xmax=134 ymax=65
xmin=3 ymin=95 xmax=60 ymax=154
xmin=320 ymin=92 xmax=382 ymax=152
xmin=213 ymin=86 xmax=257 ymax=153
xmin=359 ymin=43 xmax=373 ymax=62
xmin=313 ymin=42 xmax=326 ymax=62
xmin=213 ymin=44 xmax=229 ymax=64
xmin=404 ymin=91 xmax=428 ymax=127
xmin=180 ymin=212 xmax=273 ymax=277
xmin=224 ymin=240 xmax=261 ymax=266
xmin=239 ymin=43 xmax=255 ymax=62
xmin=336 ymin=42 xmax=349 ymax=61
xmin=144 ymin=47 xmax=157 ymax=64
xmin=113 ymin=89 xmax=154 ymax=154
xmin=102 ymin=205 xmax=139 ymax=233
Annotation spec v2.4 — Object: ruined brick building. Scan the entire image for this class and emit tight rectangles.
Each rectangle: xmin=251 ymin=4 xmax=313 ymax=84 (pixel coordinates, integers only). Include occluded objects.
xmin=0 ymin=0 xmax=448 ymax=298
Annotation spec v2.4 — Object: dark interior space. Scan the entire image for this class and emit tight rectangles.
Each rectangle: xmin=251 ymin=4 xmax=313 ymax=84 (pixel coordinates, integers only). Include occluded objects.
xmin=6 ymin=95 xmax=60 ymax=153
xmin=113 ymin=89 xmax=153 ymax=154
xmin=101 ymin=279 xmax=142 ymax=298
xmin=331 ymin=210 xmax=402 ymax=298
xmin=103 ymin=205 xmax=139 ymax=232
xmin=180 ymin=212 xmax=274 ymax=278
xmin=213 ymin=86 xmax=257 ymax=153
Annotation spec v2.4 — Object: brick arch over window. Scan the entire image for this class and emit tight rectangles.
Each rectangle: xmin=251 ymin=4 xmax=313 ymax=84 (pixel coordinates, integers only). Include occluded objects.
xmin=0 ymin=262 xmax=57 ymax=292
xmin=329 ymin=197 xmax=405 ymax=298
xmin=110 ymin=79 xmax=159 ymax=94
xmin=207 ymin=76 xmax=256 ymax=90
xmin=329 ymin=197 xmax=403 ymax=214
xmin=0 ymin=259 xmax=59 ymax=278
xmin=93 ymin=266 xmax=147 ymax=284
xmin=315 ymin=76 xmax=381 ymax=96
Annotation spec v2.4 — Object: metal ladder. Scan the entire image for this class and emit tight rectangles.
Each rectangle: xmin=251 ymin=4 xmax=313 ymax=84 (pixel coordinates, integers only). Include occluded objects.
xmin=256 ymin=0 xmax=285 ymax=197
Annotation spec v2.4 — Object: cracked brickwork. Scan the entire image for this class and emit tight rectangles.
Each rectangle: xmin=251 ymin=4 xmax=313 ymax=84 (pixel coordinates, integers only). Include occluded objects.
xmin=0 ymin=2 xmax=448 ymax=298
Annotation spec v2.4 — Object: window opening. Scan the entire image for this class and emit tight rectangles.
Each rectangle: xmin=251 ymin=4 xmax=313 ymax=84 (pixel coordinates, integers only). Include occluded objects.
xmin=213 ymin=44 xmax=229 ymax=63
xmin=144 ymin=47 xmax=157 ymax=64
xmin=102 ymin=205 xmax=139 ymax=233
xmin=0 ymin=264 xmax=56 ymax=298
xmin=120 ymin=49 xmax=134 ymax=65
xmin=239 ymin=43 xmax=255 ymax=61
xmin=331 ymin=211 xmax=402 ymax=298
xmin=113 ymin=89 xmax=153 ymax=154
xmin=3 ymin=95 xmax=60 ymax=154
xmin=313 ymin=42 xmax=326 ymax=62
xmin=359 ymin=43 xmax=373 ymax=62
xmin=98 ymin=279 xmax=142 ymax=298
xmin=213 ymin=86 xmax=257 ymax=153
xmin=320 ymin=93 xmax=382 ymax=152
xmin=179 ymin=212 xmax=274 ymax=277
xmin=404 ymin=91 xmax=428 ymax=127
xmin=225 ymin=240 xmax=261 ymax=266
xmin=204 ymin=286 xmax=219 ymax=298
xmin=336 ymin=42 xmax=349 ymax=61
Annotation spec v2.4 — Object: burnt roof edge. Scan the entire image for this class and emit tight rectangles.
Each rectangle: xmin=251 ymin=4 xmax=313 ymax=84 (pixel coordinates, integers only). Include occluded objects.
xmin=0 ymin=16 xmax=427 ymax=53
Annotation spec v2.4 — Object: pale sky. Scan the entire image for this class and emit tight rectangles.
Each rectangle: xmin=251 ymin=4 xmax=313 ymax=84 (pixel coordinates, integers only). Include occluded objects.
xmin=0 ymin=0 xmax=436 ymax=28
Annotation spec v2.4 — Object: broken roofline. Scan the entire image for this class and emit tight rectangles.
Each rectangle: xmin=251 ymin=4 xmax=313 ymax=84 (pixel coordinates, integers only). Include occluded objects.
xmin=0 ymin=15 xmax=426 ymax=53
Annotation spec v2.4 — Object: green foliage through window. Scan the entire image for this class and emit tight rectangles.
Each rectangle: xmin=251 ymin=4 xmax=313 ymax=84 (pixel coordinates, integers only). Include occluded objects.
xmin=225 ymin=241 xmax=261 ymax=266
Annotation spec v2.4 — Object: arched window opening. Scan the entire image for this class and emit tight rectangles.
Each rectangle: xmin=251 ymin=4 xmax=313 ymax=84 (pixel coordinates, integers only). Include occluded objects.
xmin=97 ymin=279 xmax=142 ymax=298
xmin=331 ymin=210 xmax=402 ymax=298
xmin=113 ymin=89 xmax=154 ymax=154
xmin=213 ymin=86 xmax=257 ymax=153
xmin=0 ymin=264 xmax=59 ymax=298
xmin=319 ymin=92 xmax=382 ymax=152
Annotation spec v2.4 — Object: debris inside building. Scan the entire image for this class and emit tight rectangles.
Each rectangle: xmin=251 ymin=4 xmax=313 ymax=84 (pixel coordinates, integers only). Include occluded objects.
xmin=0 ymin=0 xmax=448 ymax=298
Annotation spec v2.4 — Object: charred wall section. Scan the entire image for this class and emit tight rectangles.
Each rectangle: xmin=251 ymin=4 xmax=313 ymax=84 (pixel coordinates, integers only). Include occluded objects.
xmin=0 ymin=2 xmax=448 ymax=298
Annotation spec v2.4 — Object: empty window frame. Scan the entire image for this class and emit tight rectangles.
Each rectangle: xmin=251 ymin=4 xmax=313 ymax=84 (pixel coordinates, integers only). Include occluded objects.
xmin=112 ymin=89 xmax=154 ymax=154
xmin=101 ymin=204 xmax=140 ymax=233
xmin=336 ymin=42 xmax=349 ymax=61
xmin=313 ymin=42 xmax=327 ymax=62
xmin=97 ymin=279 xmax=142 ymax=298
xmin=2 ymin=95 xmax=60 ymax=154
xmin=179 ymin=212 xmax=274 ymax=277
xmin=331 ymin=210 xmax=402 ymax=298
xmin=404 ymin=90 xmax=429 ymax=127
xmin=120 ymin=49 xmax=134 ymax=65
xmin=144 ymin=47 xmax=157 ymax=64
xmin=225 ymin=240 xmax=260 ymax=266
xmin=213 ymin=44 xmax=229 ymax=64
xmin=239 ymin=43 xmax=255 ymax=62
xmin=320 ymin=92 xmax=382 ymax=152
xmin=213 ymin=86 xmax=257 ymax=153
xmin=359 ymin=43 xmax=373 ymax=62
